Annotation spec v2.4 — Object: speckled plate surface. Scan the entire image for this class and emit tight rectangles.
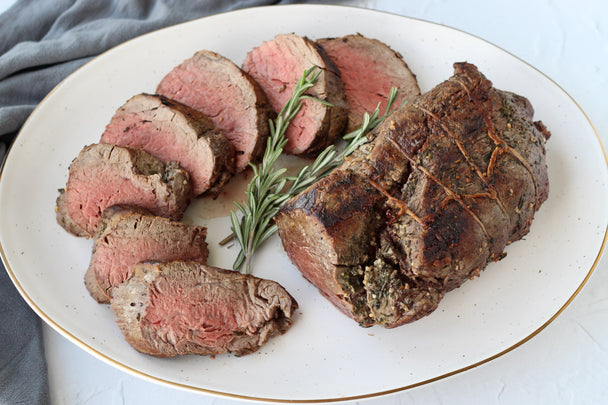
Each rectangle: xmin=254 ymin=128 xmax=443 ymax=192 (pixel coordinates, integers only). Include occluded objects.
xmin=1 ymin=4 xmax=606 ymax=403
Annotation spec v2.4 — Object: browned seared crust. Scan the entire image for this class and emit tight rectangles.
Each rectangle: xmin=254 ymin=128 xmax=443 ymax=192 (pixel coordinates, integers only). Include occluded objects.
xmin=276 ymin=62 xmax=550 ymax=328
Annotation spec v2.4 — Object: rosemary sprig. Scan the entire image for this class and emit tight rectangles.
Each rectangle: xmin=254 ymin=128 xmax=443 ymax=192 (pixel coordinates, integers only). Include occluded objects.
xmin=230 ymin=66 xmax=325 ymax=273
xmin=230 ymin=68 xmax=399 ymax=274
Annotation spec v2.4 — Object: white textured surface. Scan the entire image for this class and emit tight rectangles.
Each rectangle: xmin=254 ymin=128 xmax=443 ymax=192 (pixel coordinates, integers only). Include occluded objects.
xmin=10 ymin=0 xmax=606 ymax=404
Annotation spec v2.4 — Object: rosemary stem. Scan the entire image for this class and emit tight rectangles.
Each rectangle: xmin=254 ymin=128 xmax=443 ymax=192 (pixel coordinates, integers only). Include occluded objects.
xmin=245 ymin=230 xmax=254 ymax=274
xmin=218 ymin=233 xmax=235 ymax=246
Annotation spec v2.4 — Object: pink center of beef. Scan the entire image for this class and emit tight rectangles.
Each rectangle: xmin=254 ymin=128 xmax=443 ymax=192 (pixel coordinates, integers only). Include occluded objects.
xmin=242 ymin=38 xmax=325 ymax=154
xmin=322 ymin=43 xmax=398 ymax=119
xmin=101 ymin=112 xmax=212 ymax=195
xmin=66 ymin=166 xmax=171 ymax=235
xmin=94 ymin=227 xmax=207 ymax=296
xmin=144 ymin=277 xmax=253 ymax=348
xmin=157 ymin=58 xmax=256 ymax=171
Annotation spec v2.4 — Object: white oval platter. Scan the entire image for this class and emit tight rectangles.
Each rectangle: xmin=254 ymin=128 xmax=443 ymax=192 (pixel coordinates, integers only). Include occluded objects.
xmin=1 ymin=4 xmax=606 ymax=403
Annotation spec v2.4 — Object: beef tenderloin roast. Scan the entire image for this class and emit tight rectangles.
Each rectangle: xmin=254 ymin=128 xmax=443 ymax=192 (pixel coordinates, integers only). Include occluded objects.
xmin=100 ymin=93 xmax=235 ymax=196
xmin=110 ymin=260 xmax=298 ymax=357
xmin=276 ymin=62 xmax=550 ymax=328
xmin=317 ymin=34 xmax=421 ymax=131
xmin=156 ymin=50 xmax=273 ymax=172
xmin=85 ymin=206 xmax=209 ymax=303
xmin=56 ymin=143 xmax=191 ymax=237
xmin=242 ymin=33 xmax=348 ymax=155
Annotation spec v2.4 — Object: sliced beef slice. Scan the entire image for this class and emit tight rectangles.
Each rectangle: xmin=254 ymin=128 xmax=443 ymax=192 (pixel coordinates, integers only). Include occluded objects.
xmin=101 ymin=93 xmax=235 ymax=196
xmin=317 ymin=34 xmax=420 ymax=131
xmin=111 ymin=261 xmax=298 ymax=357
xmin=84 ymin=206 xmax=209 ymax=303
xmin=242 ymin=33 xmax=348 ymax=155
xmin=56 ymin=143 xmax=191 ymax=237
xmin=156 ymin=50 xmax=273 ymax=172
xmin=276 ymin=62 xmax=550 ymax=327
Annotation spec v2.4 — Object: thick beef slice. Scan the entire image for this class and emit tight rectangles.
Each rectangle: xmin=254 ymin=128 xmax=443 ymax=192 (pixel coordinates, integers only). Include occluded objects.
xmin=276 ymin=62 xmax=550 ymax=327
xmin=111 ymin=261 xmax=298 ymax=357
xmin=242 ymin=33 xmax=348 ymax=155
xmin=56 ymin=143 xmax=191 ymax=237
xmin=84 ymin=206 xmax=209 ymax=303
xmin=317 ymin=34 xmax=420 ymax=131
xmin=157 ymin=50 xmax=273 ymax=172
xmin=101 ymin=93 xmax=235 ymax=196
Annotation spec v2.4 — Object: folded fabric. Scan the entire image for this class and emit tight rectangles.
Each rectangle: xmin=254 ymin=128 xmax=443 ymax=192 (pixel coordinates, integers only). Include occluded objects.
xmin=0 ymin=1 xmax=357 ymax=403
xmin=0 ymin=263 xmax=49 ymax=405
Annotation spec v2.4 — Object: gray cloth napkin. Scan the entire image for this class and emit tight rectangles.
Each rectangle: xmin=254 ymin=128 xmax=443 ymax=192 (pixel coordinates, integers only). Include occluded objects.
xmin=0 ymin=0 xmax=357 ymax=403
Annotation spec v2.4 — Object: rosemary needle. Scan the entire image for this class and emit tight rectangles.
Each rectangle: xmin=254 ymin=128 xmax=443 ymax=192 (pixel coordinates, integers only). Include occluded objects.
xmin=229 ymin=66 xmax=399 ymax=274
